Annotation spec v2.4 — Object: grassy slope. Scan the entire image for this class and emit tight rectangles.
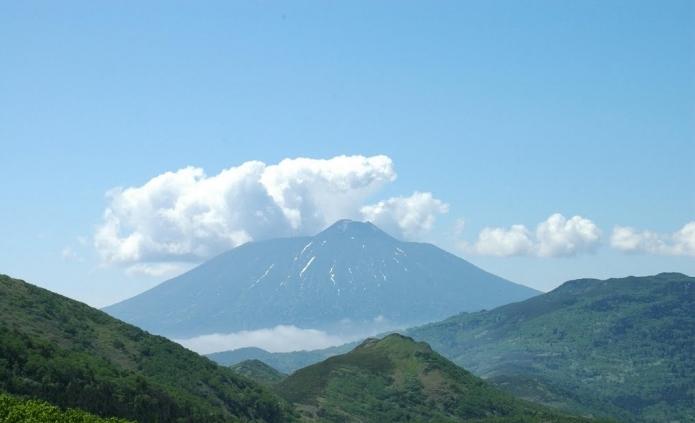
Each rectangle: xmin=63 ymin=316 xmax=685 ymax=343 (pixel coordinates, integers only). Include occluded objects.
xmin=407 ymin=273 xmax=695 ymax=422
xmin=276 ymin=334 xmax=600 ymax=423
xmin=0 ymin=274 xmax=293 ymax=423
xmin=230 ymin=360 xmax=287 ymax=386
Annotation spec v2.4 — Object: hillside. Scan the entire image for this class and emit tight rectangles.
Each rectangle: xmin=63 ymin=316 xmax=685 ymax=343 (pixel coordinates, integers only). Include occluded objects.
xmin=104 ymin=220 xmax=538 ymax=338
xmin=0 ymin=274 xmax=293 ymax=422
xmin=275 ymin=334 xmax=597 ymax=422
xmin=407 ymin=273 xmax=695 ymax=422
xmin=231 ymin=360 xmax=287 ymax=385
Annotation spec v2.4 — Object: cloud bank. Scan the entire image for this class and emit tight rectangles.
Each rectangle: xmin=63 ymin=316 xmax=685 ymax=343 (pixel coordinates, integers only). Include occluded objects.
xmin=611 ymin=222 xmax=695 ymax=257
xmin=175 ymin=325 xmax=353 ymax=354
xmin=468 ymin=213 xmax=602 ymax=257
xmin=94 ymin=153 xmax=687 ymax=275
xmin=95 ymin=155 xmax=450 ymax=275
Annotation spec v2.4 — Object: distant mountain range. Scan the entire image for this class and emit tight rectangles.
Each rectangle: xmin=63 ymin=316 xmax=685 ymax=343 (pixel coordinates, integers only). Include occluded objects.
xmin=209 ymin=343 xmax=359 ymax=374
xmin=274 ymin=334 xmax=596 ymax=422
xmin=104 ymin=219 xmax=538 ymax=338
xmin=209 ymin=273 xmax=695 ymax=422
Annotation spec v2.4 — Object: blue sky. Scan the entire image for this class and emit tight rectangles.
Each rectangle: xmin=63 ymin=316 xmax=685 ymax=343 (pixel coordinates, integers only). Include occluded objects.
xmin=1 ymin=0 xmax=693 ymax=307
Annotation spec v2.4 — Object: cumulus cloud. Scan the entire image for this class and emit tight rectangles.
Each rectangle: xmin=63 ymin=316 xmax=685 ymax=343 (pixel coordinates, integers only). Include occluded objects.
xmin=536 ymin=214 xmax=602 ymax=257
xmin=95 ymin=155 xmax=396 ymax=274
xmin=611 ymin=222 xmax=695 ymax=256
xmin=468 ymin=213 xmax=601 ymax=257
xmin=471 ymin=225 xmax=534 ymax=257
xmin=360 ymin=192 xmax=449 ymax=239
xmin=175 ymin=325 xmax=353 ymax=354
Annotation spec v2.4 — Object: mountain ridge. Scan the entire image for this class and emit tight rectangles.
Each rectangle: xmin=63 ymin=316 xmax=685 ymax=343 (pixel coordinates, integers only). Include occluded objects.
xmin=407 ymin=272 xmax=695 ymax=422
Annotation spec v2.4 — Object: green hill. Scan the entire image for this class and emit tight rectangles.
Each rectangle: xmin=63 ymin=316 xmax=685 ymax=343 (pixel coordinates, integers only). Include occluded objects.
xmin=0 ymin=274 xmax=293 ymax=422
xmin=275 ymin=334 xmax=598 ymax=422
xmin=407 ymin=273 xmax=695 ymax=422
xmin=0 ymin=392 xmax=133 ymax=423
xmin=231 ymin=360 xmax=287 ymax=386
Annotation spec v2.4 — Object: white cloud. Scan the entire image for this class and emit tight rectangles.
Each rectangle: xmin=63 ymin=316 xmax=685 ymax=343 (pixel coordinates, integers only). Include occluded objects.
xmin=536 ymin=213 xmax=602 ymax=257
xmin=175 ymin=325 xmax=352 ymax=354
xmin=360 ymin=191 xmax=449 ymax=240
xmin=471 ymin=225 xmax=534 ymax=257
xmin=611 ymin=222 xmax=695 ymax=257
xmin=95 ymin=155 xmax=396 ymax=274
xmin=468 ymin=213 xmax=601 ymax=257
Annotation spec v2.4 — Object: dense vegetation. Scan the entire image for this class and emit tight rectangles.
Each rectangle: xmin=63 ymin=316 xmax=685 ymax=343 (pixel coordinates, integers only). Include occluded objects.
xmin=0 ymin=392 xmax=132 ymax=423
xmin=0 ymin=274 xmax=294 ymax=422
xmin=5 ymin=270 xmax=689 ymax=422
xmin=230 ymin=360 xmax=286 ymax=386
xmin=408 ymin=273 xmax=695 ymax=422
xmin=275 ymin=334 xmax=599 ymax=422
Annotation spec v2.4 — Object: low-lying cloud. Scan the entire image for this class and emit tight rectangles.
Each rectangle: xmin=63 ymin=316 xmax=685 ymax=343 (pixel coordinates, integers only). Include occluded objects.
xmin=175 ymin=325 xmax=354 ymax=354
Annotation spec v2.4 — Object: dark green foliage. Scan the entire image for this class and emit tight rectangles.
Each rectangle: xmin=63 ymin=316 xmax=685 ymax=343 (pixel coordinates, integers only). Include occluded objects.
xmin=0 ymin=392 xmax=132 ymax=423
xmin=0 ymin=274 xmax=294 ymax=422
xmin=275 ymin=334 xmax=601 ymax=422
xmin=407 ymin=273 xmax=695 ymax=422
xmin=230 ymin=360 xmax=286 ymax=386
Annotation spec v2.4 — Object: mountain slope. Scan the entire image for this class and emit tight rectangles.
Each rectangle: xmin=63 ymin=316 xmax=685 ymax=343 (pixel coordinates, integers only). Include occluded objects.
xmin=0 ymin=274 xmax=293 ymax=422
xmin=231 ymin=360 xmax=287 ymax=385
xmin=407 ymin=273 xmax=695 ymax=422
xmin=275 ymin=334 xmax=597 ymax=422
xmin=104 ymin=220 xmax=538 ymax=338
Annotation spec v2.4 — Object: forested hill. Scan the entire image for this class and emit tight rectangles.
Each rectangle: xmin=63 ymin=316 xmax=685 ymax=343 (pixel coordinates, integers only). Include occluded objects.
xmin=0 ymin=274 xmax=293 ymax=422
xmin=275 ymin=334 xmax=600 ymax=422
xmin=408 ymin=273 xmax=695 ymax=422
xmin=231 ymin=359 xmax=287 ymax=386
